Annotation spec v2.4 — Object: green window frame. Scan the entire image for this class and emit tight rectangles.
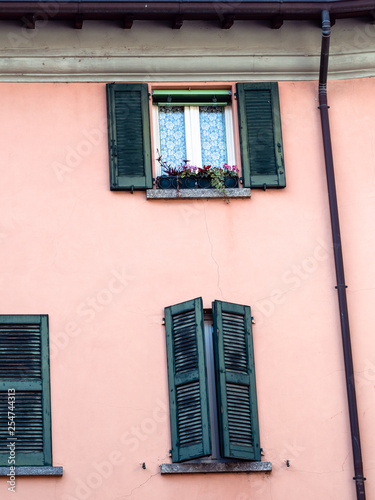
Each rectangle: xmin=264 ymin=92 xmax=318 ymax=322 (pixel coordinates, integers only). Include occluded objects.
xmin=106 ymin=82 xmax=285 ymax=190
xmin=164 ymin=298 xmax=261 ymax=463
xmin=0 ymin=315 xmax=53 ymax=467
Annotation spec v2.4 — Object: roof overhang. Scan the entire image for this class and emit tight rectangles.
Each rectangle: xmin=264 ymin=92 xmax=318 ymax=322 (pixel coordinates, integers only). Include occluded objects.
xmin=0 ymin=1 xmax=374 ymax=28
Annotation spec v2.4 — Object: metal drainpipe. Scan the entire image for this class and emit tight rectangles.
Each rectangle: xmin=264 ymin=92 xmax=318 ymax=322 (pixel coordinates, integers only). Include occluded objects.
xmin=318 ymin=9 xmax=366 ymax=500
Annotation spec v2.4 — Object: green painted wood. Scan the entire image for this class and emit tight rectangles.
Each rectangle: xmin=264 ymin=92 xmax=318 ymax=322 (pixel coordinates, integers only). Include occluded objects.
xmin=212 ymin=301 xmax=261 ymax=461
xmin=153 ymin=89 xmax=231 ymax=106
xmin=107 ymin=83 xmax=152 ymax=190
xmin=40 ymin=316 xmax=52 ymax=466
xmin=0 ymin=315 xmax=52 ymax=466
xmin=165 ymin=298 xmax=211 ymax=462
xmin=237 ymin=82 xmax=285 ymax=188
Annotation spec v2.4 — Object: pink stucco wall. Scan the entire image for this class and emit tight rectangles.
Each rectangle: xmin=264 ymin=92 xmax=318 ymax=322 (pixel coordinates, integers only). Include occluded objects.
xmin=0 ymin=79 xmax=374 ymax=499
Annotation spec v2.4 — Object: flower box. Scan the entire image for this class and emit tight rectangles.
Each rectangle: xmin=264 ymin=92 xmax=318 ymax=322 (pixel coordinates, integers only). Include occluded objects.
xmin=156 ymin=153 xmax=239 ymax=197
xmin=157 ymin=175 xmax=238 ymax=190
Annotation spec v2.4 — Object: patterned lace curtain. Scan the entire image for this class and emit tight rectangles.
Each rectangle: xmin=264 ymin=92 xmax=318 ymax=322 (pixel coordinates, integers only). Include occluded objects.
xmin=199 ymin=106 xmax=227 ymax=168
xmin=159 ymin=105 xmax=227 ymax=170
xmin=159 ymin=106 xmax=187 ymax=170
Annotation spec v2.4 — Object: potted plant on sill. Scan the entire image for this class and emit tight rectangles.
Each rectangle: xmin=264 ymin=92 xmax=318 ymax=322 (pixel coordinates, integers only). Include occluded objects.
xmin=155 ymin=151 xmax=239 ymax=196
xmin=193 ymin=164 xmax=239 ymax=194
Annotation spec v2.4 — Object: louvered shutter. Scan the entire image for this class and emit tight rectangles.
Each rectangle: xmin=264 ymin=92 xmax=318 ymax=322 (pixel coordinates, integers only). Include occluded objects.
xmin=165 ymin=298 xmax=211 ymax=462
xmin=212 ymin=301 xmax=260 ymax=461
xmin=0 ymin=315 xmax=52 ymax=466
xmin=107 ymin=83 xmax=152 ymax=190
xmin=237 ymin=82 xmax=285 ymax=188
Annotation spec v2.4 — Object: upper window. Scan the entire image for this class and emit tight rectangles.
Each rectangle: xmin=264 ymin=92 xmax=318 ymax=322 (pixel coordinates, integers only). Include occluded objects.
xmin=106 ymin=82 xmax=286 ymax=191
xmin=151 ymin=90 xmax=236 ymax=176
xmin=0 ymin=315 xmax=53 ymax=468
xmin=164 ymin=298 xmax=260 ymax=463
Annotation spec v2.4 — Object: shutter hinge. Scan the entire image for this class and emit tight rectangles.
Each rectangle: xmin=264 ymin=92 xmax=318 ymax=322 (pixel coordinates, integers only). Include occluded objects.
xmin=111 ymin=140 xmax=118 ymax=157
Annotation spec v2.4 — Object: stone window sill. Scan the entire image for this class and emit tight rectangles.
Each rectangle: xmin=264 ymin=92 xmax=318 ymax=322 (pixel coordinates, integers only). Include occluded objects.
xmin=0 ymin=466 xmax=63 ymax=476
xmin=160 ymin=461 xmax=271 ymax=474
xmin=147 ymin=188 xmax=251 ymax=200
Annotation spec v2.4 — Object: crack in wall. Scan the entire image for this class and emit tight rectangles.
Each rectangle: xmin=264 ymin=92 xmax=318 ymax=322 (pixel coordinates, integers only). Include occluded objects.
xmin=115 ymin=470 xmax=160 ymax=499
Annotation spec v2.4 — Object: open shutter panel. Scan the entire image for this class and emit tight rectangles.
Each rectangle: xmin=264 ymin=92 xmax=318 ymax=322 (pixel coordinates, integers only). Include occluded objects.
xmin=212 ymin=301 xmax=261 ymax=461
xmin=165 ymin=298 xmax=211 ymax=462
xmin=107 ymin=83 xmax=152 ymax=190
xmin=0 ymin=315 xmax=52 ymax=466
xmin=237 ymin=82 xmax=285 ymax=188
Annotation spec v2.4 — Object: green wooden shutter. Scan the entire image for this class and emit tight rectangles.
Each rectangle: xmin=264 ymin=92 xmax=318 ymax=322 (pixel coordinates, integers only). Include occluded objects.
xmin=165 ymin=298 xmax=211 ymax=462
xmin=237 ymin=82 xmax=285 ymax=189
xmin=0 ymin=315 xmax=52 ymax=466
xmin=212 ymin=301 xmax=260 ymax=461
xmin=106 ymin=83 xmax=152 ymax=190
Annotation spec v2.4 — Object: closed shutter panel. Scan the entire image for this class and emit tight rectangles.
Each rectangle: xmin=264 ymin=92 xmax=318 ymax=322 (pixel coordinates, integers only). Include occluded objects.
xmin=0 ymin=315 xmax=52 ymax=466
xmin=212 ymin=301 xmax=260 ymax=461
xmin=107 ymin=83 xmax=152 ymax=190
xmin=237 ymin=82 xmax=285 ymax=188
xmin=165 ymin=298 xmax=211 ymax=462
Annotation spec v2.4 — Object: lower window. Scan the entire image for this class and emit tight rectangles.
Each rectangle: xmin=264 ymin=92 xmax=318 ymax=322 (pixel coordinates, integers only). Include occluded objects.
xmin=164 ymin=298 xmax=260 ymax=463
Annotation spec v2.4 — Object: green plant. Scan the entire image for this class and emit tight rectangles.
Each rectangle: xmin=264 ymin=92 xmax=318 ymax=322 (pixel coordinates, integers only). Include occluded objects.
xmin=200 ymin=164 xmax=239 ymax=196
xmin=155 ymin=152 xmax=239 ymax=198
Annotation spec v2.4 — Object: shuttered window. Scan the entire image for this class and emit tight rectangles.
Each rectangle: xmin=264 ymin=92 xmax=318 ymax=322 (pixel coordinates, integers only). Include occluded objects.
xmin=164 ymin=298 xmax=211 ymax=463
xmin=107 ymin=82 xmax=285 ymax=191
xmin=237 ymin=82 xmax=285 ymax=188
xmin=164 ymin=298 xmax=260 ymax=463
xmin=212 ymin=300 xmax=260 ymax=461
xmin=107 ymin=83 xmax=152 ymax=190
xmin=0 ymin=315 xmax=52 ymax=466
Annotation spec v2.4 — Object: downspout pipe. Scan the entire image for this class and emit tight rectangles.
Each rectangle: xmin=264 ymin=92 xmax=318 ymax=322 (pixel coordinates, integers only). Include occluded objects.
xmin=318 ymin=9 xmax=366 ymax=500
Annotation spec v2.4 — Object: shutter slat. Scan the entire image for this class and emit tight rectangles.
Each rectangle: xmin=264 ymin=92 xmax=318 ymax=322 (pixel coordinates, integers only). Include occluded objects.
xmin=0 ymin=391 xmax=44 ymax=453
xmin=213 ymin=301 xmax=261 ymax=461
xmin=165 ymin=298 xmax=211 ymax=462
xmin=0 ymin=323 xmax=41 ymax=379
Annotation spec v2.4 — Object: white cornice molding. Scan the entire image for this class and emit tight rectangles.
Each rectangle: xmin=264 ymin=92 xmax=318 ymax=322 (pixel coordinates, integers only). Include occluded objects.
xmin=0 ymin=19 xmax=374 ymax=81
